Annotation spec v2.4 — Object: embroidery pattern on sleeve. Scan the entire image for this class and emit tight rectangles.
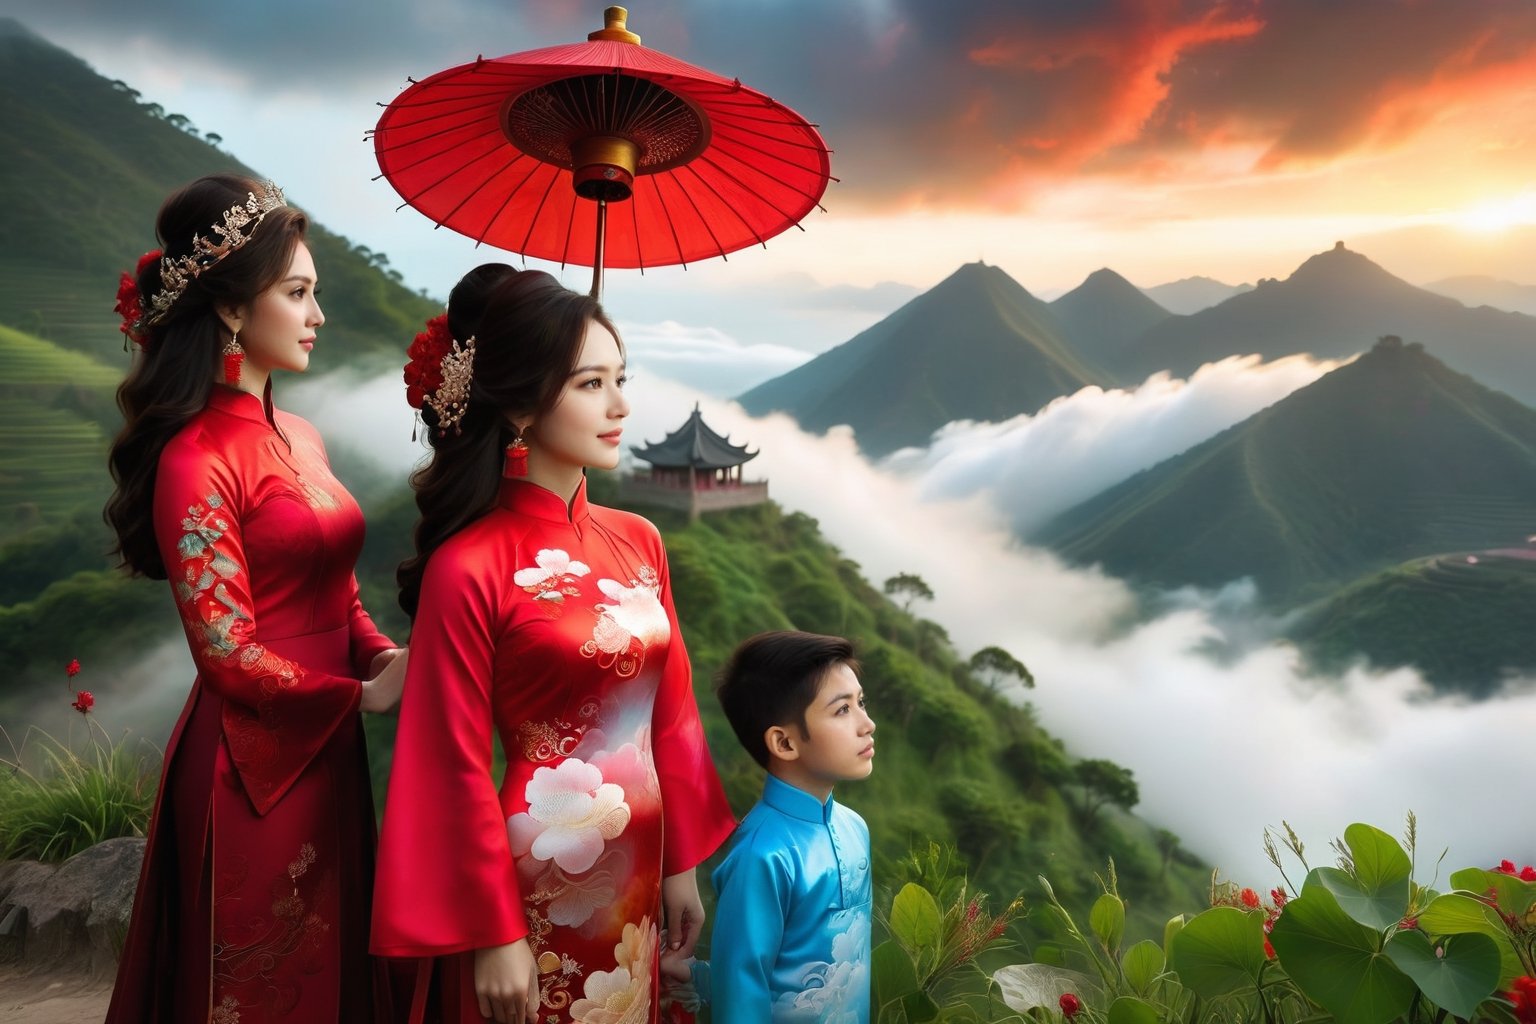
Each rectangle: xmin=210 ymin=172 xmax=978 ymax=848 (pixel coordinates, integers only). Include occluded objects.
xmin=174 ymin=493 xmax=303 ymax=694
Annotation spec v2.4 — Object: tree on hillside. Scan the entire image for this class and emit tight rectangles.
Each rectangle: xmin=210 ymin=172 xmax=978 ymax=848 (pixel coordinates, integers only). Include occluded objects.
xmin=205 ymin=132 xmax=223 ymax=148
xmin=143 ymin=102 xmax=164 ymax=119
xmin=883 ymin=572 xmax=934 ymax=612
xmin=969 ymin=645 xmax=1034 ymax=690
xmin=1074 ymin=758 xmax=1139 ymax=828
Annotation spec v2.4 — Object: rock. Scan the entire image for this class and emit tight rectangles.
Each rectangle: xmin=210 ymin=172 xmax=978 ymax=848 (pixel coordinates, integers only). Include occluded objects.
xmin=0 ymin=838 xmax=144 ymax=976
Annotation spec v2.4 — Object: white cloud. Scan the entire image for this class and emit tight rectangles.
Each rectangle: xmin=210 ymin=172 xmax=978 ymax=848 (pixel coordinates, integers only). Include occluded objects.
xmin=887 ymin=353 xmax=1342 ymax=536
xmin=616 ymin=320 xmax=811 ymax=396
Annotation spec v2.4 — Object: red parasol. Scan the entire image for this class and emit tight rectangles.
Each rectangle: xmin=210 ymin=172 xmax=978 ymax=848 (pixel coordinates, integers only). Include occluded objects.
xmin=370 ymin=6 xmax=833 ymax=296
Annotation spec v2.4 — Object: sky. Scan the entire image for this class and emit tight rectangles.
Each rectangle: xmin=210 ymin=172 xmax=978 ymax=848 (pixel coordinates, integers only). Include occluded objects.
xmin=11 ymin=0 xmax=1536 ymax=355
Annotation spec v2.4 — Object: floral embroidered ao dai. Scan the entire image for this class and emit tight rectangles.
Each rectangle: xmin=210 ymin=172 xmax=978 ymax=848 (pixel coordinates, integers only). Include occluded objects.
xmin=372 ymin=478 xmax=735 ymax=1024
xmin=107 ymin=387 xmax=399 ymax=1024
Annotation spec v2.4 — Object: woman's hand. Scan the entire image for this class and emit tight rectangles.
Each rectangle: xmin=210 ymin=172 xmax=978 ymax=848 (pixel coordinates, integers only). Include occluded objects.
xmin=359 ymin=647 xmax=409 ymax=714
xmin=661 ymin=868 xmax=706 ymax=958
xmin=474 ymin=939 xmax=539 ymax=1024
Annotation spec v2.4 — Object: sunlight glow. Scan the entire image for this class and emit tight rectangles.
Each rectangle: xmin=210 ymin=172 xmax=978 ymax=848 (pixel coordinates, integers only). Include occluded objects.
xmin=1451 ymin=191 xmax=1536 ymax=233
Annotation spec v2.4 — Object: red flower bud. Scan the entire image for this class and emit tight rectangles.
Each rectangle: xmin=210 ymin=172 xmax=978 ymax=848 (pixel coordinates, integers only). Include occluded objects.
xmin=65 ymin=658 xmax=81 ymax=678
xmin=1240 ymin=887 xmax=1260 ymax=908
xmin=71 ymin=690 xmax=94 ymax=714
xmin=1059 ymin=993 xmax=1082 ymax=1018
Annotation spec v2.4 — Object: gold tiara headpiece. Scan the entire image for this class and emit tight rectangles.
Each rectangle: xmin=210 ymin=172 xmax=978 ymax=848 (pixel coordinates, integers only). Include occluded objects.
xmin=138 ymin=181 xmax=288 ymax=329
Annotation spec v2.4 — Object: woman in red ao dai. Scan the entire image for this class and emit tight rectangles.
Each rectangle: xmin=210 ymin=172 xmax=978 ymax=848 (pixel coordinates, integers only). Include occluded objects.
xmin=372 ymin=266 xmax=735 ymax=1024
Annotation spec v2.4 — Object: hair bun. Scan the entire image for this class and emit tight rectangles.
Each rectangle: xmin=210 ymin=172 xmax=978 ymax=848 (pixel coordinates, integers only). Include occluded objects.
xmin=447 ymin=263 xmax=519 ymax=342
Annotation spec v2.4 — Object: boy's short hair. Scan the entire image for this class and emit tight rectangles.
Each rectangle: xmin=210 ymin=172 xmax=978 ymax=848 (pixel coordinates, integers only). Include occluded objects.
xmin=716 ymin=631 xmax=859 ymax=769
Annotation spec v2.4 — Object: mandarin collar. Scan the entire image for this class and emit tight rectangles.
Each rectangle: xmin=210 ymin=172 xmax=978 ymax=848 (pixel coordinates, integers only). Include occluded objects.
xmin=205 ymin=383 xmax=277 ymax=427
xmin=761 ymin=773 xmax=835 ymax=825
xmin=497 ymin=476 xmax=592 ymax=525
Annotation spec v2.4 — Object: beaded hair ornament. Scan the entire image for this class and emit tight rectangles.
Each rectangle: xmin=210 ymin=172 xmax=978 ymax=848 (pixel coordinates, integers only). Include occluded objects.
xmin=404 ymin=313 xmax=476 ymax=435
xmin=115 ymin=181 xmax=288 ymax=346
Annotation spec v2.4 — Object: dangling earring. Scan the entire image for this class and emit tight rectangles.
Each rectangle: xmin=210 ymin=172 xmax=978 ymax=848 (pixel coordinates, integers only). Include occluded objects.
xmin=503 ymin=432 xmax=529 ymax=478
xmin=222 ymin=329 xmax=244 ymax=387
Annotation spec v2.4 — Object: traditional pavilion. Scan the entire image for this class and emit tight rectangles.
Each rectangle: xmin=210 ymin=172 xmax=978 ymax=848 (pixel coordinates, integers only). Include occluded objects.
xmin=623 ymin=404 xmax=767 ymax=521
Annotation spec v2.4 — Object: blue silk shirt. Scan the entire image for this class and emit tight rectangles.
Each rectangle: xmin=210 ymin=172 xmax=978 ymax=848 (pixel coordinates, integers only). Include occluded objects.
xmin=703 ymin=774 xmax=872 ymax=1023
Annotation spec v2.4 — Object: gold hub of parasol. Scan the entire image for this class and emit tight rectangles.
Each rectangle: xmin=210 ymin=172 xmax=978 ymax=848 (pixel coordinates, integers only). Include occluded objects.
xmin=501 ymin=8 xmax=710 ymax=202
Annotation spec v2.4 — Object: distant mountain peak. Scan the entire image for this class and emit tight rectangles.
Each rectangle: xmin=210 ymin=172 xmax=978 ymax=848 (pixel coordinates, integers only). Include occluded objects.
xmin=1287 ymin=242 xmax=1402 ymax=288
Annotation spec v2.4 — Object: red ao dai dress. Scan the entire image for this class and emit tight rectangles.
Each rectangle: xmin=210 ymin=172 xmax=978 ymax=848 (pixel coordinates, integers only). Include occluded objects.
xmin=371 ymin=478 xmax=735 ymax=1024
xmin=106 ymin=387 xmax=400 ymax=1023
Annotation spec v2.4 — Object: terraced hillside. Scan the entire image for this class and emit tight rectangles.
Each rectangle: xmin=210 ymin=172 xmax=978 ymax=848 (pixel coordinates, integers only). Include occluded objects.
xmin=0 ymin=324 xmax=120 ymax=538
xmin=1291 ymin=551 xmax=1536 ymax=694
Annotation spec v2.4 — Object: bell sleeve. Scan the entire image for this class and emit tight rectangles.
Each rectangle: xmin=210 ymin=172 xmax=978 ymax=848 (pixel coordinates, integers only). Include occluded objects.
xmin=371 ymin=541 xmax=528 ymax=958
xmin=649 ymin=534 xmax=736 ymax=875
xmin=153 ymin=439 xmax=362 ymax=817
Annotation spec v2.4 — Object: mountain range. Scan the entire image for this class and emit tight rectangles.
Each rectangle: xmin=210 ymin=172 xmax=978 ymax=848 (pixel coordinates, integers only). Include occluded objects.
xmin=740 ymin=242 xmax=1536 ymax=458
xmin=1034 ymin=337 xmax=1536 ymax=606
xmin=737 ymin=261 xmax=1112 ymax=456
xmin=1116 ymin=243 xmax=1536 ymax=403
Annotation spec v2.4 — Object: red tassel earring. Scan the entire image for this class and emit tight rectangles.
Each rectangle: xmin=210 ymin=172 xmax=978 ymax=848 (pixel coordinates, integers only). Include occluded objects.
xmin=222 ymin=329 xmax=244 ymax=386
xmin=503 ymin=434 xmax=529 ymax=478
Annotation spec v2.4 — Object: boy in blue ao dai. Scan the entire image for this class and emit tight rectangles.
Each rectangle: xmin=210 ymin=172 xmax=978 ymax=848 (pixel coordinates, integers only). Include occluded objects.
xmin=673 ymin=631 xmax=877 ymax=1024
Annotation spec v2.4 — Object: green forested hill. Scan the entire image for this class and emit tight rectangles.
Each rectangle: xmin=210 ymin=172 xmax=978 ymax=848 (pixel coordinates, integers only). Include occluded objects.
xmin=737 ymin=261 xmax=1111 ymax=457
xmin=1037 ymin=337 xmax=1536 ymax=608
xmin=1049 ymin=267 xmax=1172 ymax=381
xmin=0 ymin=17 xmax=438 ymax=367
xmin=1289 ymin=552 xmax=1536 ymax=695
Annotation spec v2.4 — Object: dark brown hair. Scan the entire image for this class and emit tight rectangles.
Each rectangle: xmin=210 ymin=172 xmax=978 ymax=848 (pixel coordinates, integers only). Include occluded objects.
xmin=716 ymin=631 xmax=860 ymax=769
xmin=396 ymin=267 xmax=620 ymax=618
xmin=104 ymin=174 xmax=309 ymax=578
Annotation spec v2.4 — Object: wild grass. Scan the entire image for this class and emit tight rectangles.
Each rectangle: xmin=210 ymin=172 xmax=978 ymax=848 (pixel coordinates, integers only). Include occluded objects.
xmin=0 ymin=721 xmax=158 ymax=862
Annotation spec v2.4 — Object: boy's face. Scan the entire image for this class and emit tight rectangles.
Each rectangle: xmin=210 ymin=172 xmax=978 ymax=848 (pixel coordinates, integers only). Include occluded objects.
xmin=781 ymin=663 xmax=876 ymax=792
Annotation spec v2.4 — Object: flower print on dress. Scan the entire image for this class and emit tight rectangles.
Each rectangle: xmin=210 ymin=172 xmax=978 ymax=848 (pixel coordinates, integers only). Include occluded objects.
xmin=514 ymin=548 xmax=591 ymax=611
xmin=506 ymin=758 xmax=631 ymax=875
xmin=581 ymin=574 xmax=669 ymax=677
xmin=569 ymin=915 xmax=657 ymax=1024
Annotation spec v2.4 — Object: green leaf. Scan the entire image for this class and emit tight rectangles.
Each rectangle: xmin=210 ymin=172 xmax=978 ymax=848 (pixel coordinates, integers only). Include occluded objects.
xmin=1451 ymin=868 xmax=1536 ymax=920
xmin=1121 ymin=939 xmax=1165 ymax=995
xmin=1163 ymin=914 xmax=1187 ymax=955
xmin=1269 ymin=885 xmax=1416 ymax=1024
xmin=992 ymin=964 xmax=1101 ymax=1012
xmin=1308 ymin=864 xmax=1409 ymax=933
xmin=902 ymin=990 xmax=941 ymax=1023
xmin=1108 ymin=996 xmax=1161 ymax=1024
xmin=1167 ymin=907 xmax=1266 ymax=998
xmin=874 ymin=940 xmax=920 ymax=1016
xmin=1385 ymin=930 xmax=1502 ymax=1020
xmin=891 ymin=883 xmax=943 ymax=950
xmin=1090 ymin=893 xmax=1126 ymax=953
xmin=1297 ymin=824 xmax=1411 ymax=932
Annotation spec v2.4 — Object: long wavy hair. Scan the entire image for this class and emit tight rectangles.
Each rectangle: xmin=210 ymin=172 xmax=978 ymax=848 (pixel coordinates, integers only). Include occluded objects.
xmin=397 ymin=267 xmax=619 ymax=619
xmin=105 ymin=174 xmax=309 ymax=578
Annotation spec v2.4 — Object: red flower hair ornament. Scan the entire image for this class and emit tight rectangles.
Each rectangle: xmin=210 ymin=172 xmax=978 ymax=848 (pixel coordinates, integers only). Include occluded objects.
xmin=403 ymin=312 xmax=476 ymax=435
xmin=114 ymin=249 xmax=162 ymax=349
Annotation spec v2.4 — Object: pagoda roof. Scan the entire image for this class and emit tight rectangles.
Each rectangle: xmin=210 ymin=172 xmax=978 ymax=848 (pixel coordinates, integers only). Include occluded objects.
xmin=630 ymin=404 xmax=759 ymax=470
